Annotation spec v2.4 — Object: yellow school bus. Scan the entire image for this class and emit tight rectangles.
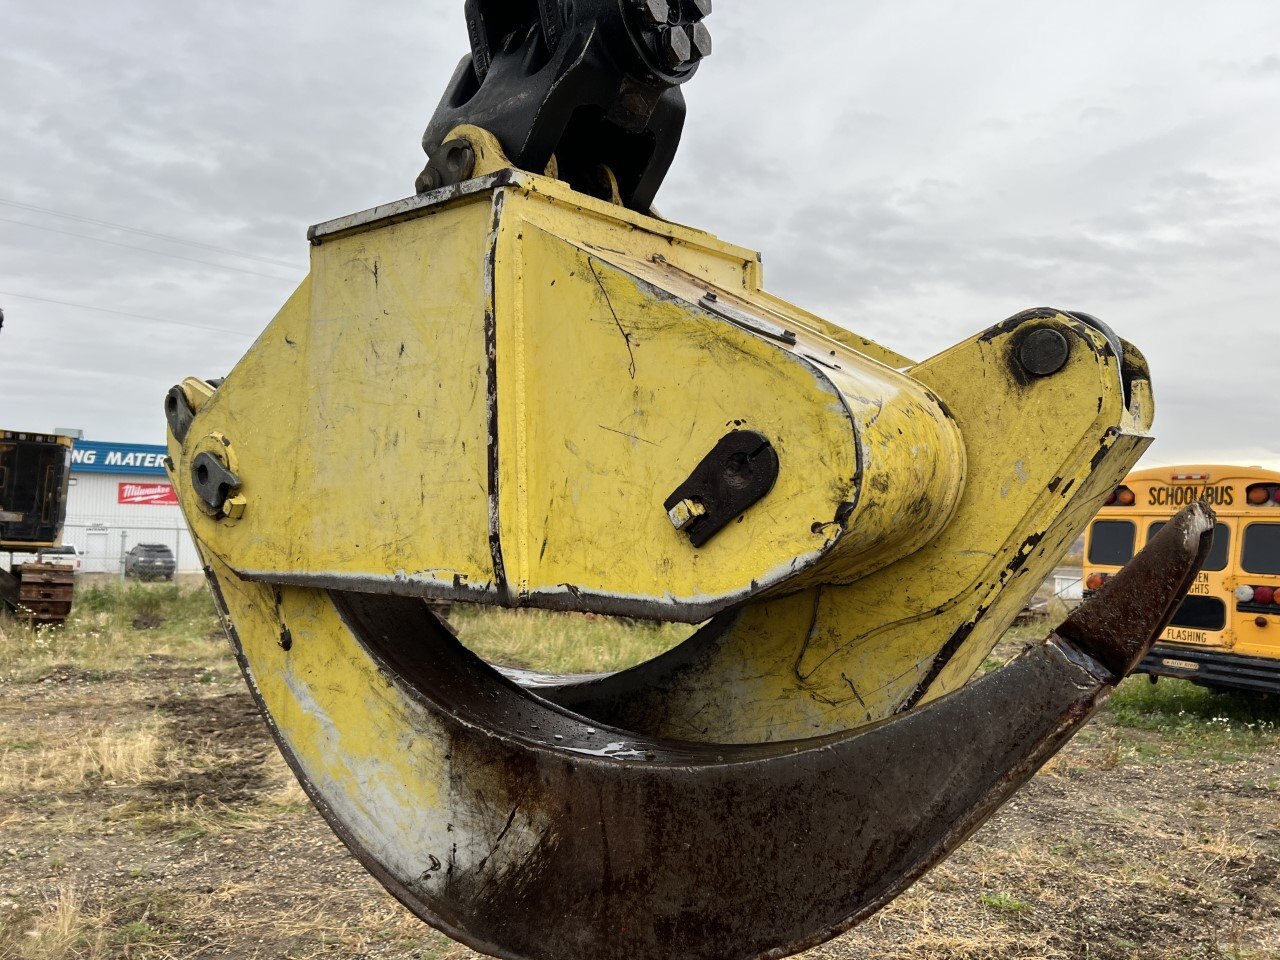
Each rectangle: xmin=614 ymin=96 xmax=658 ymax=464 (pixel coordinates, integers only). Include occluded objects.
xmin=1084 ymin=464 xmax=1280 ymax=694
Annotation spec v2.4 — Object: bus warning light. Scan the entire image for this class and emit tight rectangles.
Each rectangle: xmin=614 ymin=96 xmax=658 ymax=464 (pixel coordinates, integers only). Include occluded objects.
xmin=1245 ymin=484 xmax=1280 ymax=505
xmin=1107 ymin=486 xmax=1136 ymax=507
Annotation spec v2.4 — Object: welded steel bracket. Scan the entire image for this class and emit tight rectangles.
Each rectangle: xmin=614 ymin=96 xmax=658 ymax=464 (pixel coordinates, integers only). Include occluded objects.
xmin=664 ymin=430 xmax=779 ymax=547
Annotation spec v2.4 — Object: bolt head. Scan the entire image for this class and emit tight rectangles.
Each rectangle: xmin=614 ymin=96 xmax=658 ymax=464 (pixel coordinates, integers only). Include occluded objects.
xmin=1017 ymin=327 xmax=1070 ymax=377
xmin=416 ymin=165 xmax=442 ymax=194
xmin=690 ymin=0 xmax=712 ymax=18
xmin=440 ymin=139 xmax=477 ymax=181
xmin=689 ymin=21 xmax=712 ymax=59
xmin=637 ymin=0 xmax=671 ymax=26
xmin=660 ymin=25 xmax=693 ymax=68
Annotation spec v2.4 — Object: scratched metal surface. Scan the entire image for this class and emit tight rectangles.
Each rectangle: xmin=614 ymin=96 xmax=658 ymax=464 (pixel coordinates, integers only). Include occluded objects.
xmin=166 ymin=175 xmax=964 ymax=623
xmin=540 ymin=311 xmax=1156 ymax=742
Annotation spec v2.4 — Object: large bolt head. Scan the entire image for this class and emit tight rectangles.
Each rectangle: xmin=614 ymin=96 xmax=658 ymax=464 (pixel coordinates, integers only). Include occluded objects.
xmin=660 ymin=25 xmax=693 ymax=68
xmin=637 ymin=0 xmax=671 ymax=26
xmin=1017 ymin=327 xmax=1071 ymax=377
xmin=689 ymin=21 xmax=712 ymax=59
xmin=439 ymin=139 xmax=476 ymax=182
xmin=415 ymin=165 xmax=442 ymax=194
xmin=689 ymin=0 xmax=712 ymax=18
xmin=416 ymin=139 xmax=476 ymax=195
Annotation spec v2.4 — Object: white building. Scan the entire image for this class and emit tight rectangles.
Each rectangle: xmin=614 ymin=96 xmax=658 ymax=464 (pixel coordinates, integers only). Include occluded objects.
xmin=1050 ymin=565 xmax=1084 ymax=602
xmin=63 ymin=439 xmax=200 ymax=574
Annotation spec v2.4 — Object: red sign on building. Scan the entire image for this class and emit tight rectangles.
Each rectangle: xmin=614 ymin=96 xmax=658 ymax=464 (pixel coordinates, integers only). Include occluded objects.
xmin=118 ymin=482 xmax=179 ymax=506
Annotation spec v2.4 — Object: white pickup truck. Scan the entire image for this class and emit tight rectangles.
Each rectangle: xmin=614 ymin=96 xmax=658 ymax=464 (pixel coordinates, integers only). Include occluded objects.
xmin=4 ymin=544 xmax=82 ymax=570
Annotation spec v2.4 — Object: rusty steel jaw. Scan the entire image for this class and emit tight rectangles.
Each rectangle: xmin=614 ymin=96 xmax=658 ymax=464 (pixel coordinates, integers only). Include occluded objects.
xmin=197 ymin=504 xmax=1212 ymax=960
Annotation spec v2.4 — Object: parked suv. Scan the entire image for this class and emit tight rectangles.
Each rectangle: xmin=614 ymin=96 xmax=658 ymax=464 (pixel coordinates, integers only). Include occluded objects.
xmin=124 ymin=544 xmax=176 ymax=581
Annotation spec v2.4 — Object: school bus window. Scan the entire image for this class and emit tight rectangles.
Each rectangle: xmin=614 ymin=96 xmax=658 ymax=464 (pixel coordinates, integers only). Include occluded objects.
xmin=1149 ymin=521 xmax=1230 ymax=571
xmin=1088 ymin=520 xmax=1135 ymax=566
xmin=1167 ymin=595 xmax=1227 ymax=631
xmin=1241 ymin=523 xmax=1280 ymax=575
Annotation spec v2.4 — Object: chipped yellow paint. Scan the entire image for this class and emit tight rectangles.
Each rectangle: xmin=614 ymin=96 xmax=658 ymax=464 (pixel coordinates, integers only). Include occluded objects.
xmin=570 ymin=319 xmax=1155 ymax=742
xmin=173 ymin=171 xmax=964 ymax=619
xmin=443 ymin=125 xmax=913 ymax=367
xmin=491 ymin=203 xmax=965 ymax=604
xmin=170 ymin=202 xmax=498 ymax=598
xmin=172 ymin=170 xmax=1151 ymax=747
xmin=215 ymin=564 xmax=447 ymax=812
xmin=203 ymin=548 xmax=556 ymax=900
xmin=177 ymin=376 xmax=216 ymax=414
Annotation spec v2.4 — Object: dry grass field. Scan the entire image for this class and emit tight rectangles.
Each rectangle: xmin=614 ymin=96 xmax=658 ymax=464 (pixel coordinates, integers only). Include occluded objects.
xmin=1 ymin=585 xmax=1278 ymax=959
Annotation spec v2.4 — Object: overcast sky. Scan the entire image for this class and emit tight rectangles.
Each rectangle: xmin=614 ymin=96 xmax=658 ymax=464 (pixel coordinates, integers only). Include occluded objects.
xmin=2 ymin=1 xmax=1278 ymax=470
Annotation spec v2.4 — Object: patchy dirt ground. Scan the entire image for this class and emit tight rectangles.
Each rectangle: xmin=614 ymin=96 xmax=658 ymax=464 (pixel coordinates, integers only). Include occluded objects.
xmin=2 ymin=628 xmax=1279 ymax=958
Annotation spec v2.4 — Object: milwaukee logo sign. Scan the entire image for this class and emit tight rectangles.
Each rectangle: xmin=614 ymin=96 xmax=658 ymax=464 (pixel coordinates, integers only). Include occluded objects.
xmin=118 ymin=483 xmax=179 ymax=506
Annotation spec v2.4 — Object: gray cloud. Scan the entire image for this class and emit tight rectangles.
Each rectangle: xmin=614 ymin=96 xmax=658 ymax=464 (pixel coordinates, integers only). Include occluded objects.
xmin=1246 ymin=55 xmax=1280 ymax=78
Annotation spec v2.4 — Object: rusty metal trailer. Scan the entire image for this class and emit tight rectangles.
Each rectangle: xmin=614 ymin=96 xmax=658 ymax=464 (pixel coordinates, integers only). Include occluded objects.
xmin=0 ymin=430 xmax=75 ymax=625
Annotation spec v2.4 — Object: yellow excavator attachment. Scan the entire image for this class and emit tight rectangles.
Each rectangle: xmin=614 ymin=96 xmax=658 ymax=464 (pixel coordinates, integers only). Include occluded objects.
xmin=173 ymin=172 xmax=968 ymax=618
xmin=164 ymin=4 xmax=1207 ymax=957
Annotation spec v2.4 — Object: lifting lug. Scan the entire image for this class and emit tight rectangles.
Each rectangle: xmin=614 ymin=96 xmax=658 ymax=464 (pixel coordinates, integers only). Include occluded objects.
xmin=664 ymin=430 xmax=780 ymax=547
xmin=191 ymin=451 xmax=241 ymax=518
xmin=164 ymin=386 xmax=195 ymax=443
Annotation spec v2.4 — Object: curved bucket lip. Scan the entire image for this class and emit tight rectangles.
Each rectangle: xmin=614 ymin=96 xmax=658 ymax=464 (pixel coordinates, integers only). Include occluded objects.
xmin=201 ymin=503 xmax=1213 ymax=960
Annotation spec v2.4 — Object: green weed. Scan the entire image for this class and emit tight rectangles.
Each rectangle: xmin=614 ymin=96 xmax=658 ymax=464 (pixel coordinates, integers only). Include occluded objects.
xmin=1105 ymin=676 xmax=1280 ymax=756
xmin=0 ymin=582 xmax=225 ymax=682
xmin=980 ymin=891 xmax=1030 ymax=914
